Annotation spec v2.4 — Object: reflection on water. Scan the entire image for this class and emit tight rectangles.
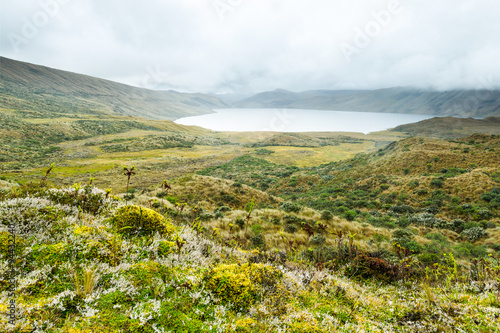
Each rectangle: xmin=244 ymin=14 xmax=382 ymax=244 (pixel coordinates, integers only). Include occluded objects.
xmin=175 ymin=108 xmax=436 ymax=133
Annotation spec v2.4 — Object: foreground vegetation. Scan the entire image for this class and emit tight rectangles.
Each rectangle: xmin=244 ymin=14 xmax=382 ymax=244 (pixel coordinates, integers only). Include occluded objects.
xmin=1 ymin=106 xmax=499 ymax=332
xmin=1 ymin=169 xmax=499 ymax=332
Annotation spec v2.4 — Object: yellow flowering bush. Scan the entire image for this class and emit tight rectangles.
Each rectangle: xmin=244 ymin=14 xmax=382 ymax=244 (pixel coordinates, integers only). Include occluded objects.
xmin=203 ymin=263 xmax=283 ymax=309
xmin=108 ymin=205 xmax=175 ymax=237
xmin=234 ymin=318 xmax=258 ymax=332
xmin=31 ymin=242 xmax=69 ymax=265
xmin=290 ymin=322 xmax=324 ymax=333
xmin=158 ymin=240 xmax=176 ymax=257
xmin=0 ymin=231 xmax=26 ymax=257
xmin=127 ymin=261 xmax=169 ymax=286
xmin=73 ymin=225 xmax=94 ymax=236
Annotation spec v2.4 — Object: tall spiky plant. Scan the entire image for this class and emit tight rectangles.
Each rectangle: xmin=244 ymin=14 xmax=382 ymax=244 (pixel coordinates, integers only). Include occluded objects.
xmin=122 ymin=165 xmax=136 ymax=194
xmin=40 ymin=163 xmax=55 ymax=187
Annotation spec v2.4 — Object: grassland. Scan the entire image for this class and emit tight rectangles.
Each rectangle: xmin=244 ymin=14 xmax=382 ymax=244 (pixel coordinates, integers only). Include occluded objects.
xmin=1 ymin=102 xmax=500 ymax=332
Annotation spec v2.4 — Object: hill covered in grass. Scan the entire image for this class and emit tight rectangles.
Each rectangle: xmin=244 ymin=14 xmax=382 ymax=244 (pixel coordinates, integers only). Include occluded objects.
xmin=199 ymin=134 xmax=500 ymax=256
xmin=391 ymin=116 xmax=500 ymax=139
xmin=0 ymin=57 xmax=227 ymax=120
xmin=1 ymin=177 xmax=499 ymax=332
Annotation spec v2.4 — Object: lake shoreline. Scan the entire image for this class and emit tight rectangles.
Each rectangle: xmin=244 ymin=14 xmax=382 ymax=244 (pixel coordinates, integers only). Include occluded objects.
xmin=175 ymin=108 xmax=437 ymax=134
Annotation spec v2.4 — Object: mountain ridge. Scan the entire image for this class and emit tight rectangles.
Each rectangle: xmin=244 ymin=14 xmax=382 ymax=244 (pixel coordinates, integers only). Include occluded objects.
xmin=0 ymin=56 xmax=228 ymax=120
xmin=233 ymin=87 xmax=500 ymax=118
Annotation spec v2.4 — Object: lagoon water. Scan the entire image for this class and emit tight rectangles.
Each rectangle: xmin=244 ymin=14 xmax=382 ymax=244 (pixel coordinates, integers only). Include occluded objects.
xmin=174 ymin=108 xmax=435 ymax=134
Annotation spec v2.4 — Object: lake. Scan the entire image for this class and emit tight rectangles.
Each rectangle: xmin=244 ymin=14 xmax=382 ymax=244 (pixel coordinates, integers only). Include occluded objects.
xmin=174 ymin=108 xmax=435 ymax=133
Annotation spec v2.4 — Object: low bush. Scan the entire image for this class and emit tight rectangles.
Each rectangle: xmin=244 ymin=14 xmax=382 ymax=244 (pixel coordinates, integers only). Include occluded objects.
xmin=203 ymin=263 xmax=283 ymax=310
xmin=108 ymin=205 xmax=175 ymax=237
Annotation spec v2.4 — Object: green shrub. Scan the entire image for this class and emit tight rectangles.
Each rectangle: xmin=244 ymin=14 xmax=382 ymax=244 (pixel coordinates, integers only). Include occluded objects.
xmin=342 ymin=210 xmax=357 ymax=221
xmin=199 ymin=212 xmax=215 ymax=221
xmin=109 ymin=205 xmax=175 ymax=237
xmin=454 ymin=243 xmax=487 ymax=258
xmin=320 ymin=210 xmax=333 ymax=221
xmin=279 ymin=202 xmax=302 ymax=213
xmin=250 ymin=234 xmax=265 ymax=248
xmin=418 ymin=253 xmax=441 ymax=265
xmin=235 ymin=218 xmax=245 ymax=229
xmin=271 ymin=217 xmax=281 ymax=225
xmin=158 ymin=241 xmax=176 ymax=256
xmin=408 ymin=180 xmax=420 ymax=188
xmin=414 ymin=189 xmax=428 ymax=196
xmin=215 ymin=206 xmax=231 ymax=213
xmin=392 ymin=228 xmax=414 ymax=241
xmin=31 ymin=242 xmax=69 ymax=265
xmin=431 ymin=176 xmax=447 ymax=187
xmin=309 ymin=234 xmax=326 ymax=246
xmin=283 ymin=214 xmax=303 ymax=225
xmin=284 ymin=224 xmax=297 ymax=234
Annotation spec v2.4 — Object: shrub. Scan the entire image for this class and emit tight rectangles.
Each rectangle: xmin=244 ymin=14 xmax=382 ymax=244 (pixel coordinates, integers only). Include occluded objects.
xmin=408 ymin=180 xmax=420 ymax=188
xmin=414 ymin=189 xmax=428 ymax=196
xmin=454 ymin=243 xmax=487 ymax=258
xmin=452 ymin=219 xmax=466 ymax=232
xmin=279 ymin=202 xmax=302 ymax=213
xmin=430 ymin=178 xmax=444 ymax=188
xmin=408 ymin=213 xmax=436 ymax=227
xmin=342 ymin=210 xmax=357 ymax=221
xmin=158 ymin=241 xmax=176 ymax=256
xmin=393 ymin=228 xmax=414 ymax=241
xmin=203 ymin=263 xmax=282 ymax=310
xmin=320 ymin=210 xmax=333 ymax=221
xmin=284 ymin=224 xmax=297 ymax=234
xmin=474 ymin=208 xmax=492 ymax=220
xmin=108 ymin=205 xmax=175 ymax=237
xmin=418 ymin=253 xmax=441 ymax=265
xmin=199 ymin=212 xmax=215 ymax=221
xmin=396 ymin=216 xmax=411 ymax=228
xmin=309 ymin=234 xmax=326 ymax=246
xmin=390 ymin=205 xmax=415 ymax=214
xmin=271 ymin=217 xmax=281 ymax=225
xmin=31 ymin=242 xmax=69 ymax=265
xmin=283 ymin=214 xmax=303 ymax=225
xmin=425 ymin=232 xmax=448 ymax=243
xmin=235 ymin=218 xmax=245 ymax=229
xmin=461 ymin=227 xmax=487 ymax=242
xmin=215 ymin=206 xmax=231 ymax=213
xmin=481 ymin=187 xmax=500 ymax=208
xmin=367 ymin=216 xmax=397 ymax=229
xmin=250 ymin=234 xmax=265 ymax=248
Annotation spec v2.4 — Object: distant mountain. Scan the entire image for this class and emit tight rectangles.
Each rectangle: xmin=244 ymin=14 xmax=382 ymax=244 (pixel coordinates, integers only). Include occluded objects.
xmin=391 ymin=116 xmax=500 ymax=139
xmin=0 ymin=57 xmax=228 ymax=120
xmin=213 ymin=93 xmax=254 ymax=105
xmin=234 ymin=88 xmax=500 ymax=118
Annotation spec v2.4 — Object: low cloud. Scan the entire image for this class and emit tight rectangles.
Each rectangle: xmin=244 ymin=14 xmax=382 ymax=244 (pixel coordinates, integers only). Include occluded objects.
xmin=1 ymin=0 xmax=499 ymax=93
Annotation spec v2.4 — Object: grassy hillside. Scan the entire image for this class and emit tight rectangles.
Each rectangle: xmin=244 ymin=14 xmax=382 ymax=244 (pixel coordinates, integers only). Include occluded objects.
xmin=392 ymin=116 xmax=500 ymax=138
xmin=1 ymin=173 xmax=499 ymax=332
xmin=0 ymin=57 xmax=227 ymax=120
xmin=234 ymin=88 xmax=500 ymax=118
xmin=199 ymin=134 xmax=500 ymax=257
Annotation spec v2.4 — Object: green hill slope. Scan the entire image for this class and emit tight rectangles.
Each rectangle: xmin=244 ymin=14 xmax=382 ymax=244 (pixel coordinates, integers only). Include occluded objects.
xmin=0 ymin=56 xmax=227 ymax=120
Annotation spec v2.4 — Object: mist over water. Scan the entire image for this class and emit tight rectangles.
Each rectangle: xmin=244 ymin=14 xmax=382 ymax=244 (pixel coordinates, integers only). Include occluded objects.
xmin=175 ymin=109 xmax=435 ymax=133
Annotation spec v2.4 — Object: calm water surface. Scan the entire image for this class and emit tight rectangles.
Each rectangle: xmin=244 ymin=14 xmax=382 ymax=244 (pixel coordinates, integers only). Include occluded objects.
xmin=175 ymin=108 xmax=435 ymax=133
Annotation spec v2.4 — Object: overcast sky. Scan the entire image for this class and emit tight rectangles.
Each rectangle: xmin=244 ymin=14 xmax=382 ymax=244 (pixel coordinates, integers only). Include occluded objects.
xmin=1 ymin=0 xmax=500 ymax=94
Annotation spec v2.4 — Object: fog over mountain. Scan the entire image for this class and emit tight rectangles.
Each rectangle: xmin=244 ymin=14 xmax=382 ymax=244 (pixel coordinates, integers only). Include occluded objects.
xmin=231 ymin=88 xmax=500 ymax=118
xmin=1 ymin=0 xmax=500 ymax=94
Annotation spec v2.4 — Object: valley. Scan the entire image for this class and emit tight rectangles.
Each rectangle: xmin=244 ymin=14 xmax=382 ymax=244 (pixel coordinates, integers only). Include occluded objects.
xmin=1 ymin=57 xmax=500 ymax=332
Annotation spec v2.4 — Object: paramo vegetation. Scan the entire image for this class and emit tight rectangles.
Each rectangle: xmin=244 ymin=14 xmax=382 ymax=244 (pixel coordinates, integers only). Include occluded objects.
xmin=1 ymin=141 xmax=499 ymax=332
